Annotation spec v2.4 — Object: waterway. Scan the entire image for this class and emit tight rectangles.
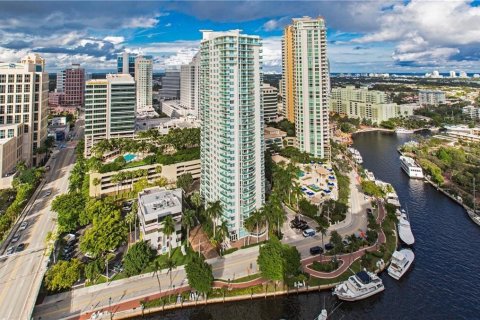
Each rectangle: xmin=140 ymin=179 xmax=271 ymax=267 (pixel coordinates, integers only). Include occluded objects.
xmin=144 ymin=131 xmax=480 ymax=320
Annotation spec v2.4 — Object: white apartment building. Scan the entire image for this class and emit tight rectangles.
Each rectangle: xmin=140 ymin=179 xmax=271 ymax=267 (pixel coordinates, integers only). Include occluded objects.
xmin=462 ymin=105 xmax=480 ymax=119
xmin=283 ymin=17 xmax=330 ymax=159
xmin=0 ymin=54 xmax=48 ymax=167
xmin=330 ymin=86 xmax=414 ymax=124
xmin=135 ymin=55 xmax=154 ymax=114
xmin=419 ymin=90 xmax=446 ymax=106
xmin=180 ymin=53 xmax=200 ymax=119
xmin=200 ymin=30 xmax=265 ymax=240
xmin=137 ymin=187 xmax=183 ymax=254
xmin=84 ymin=74 xmax=136 ymax=156
xmin=262 ymin=83 xmax=278 ymax=123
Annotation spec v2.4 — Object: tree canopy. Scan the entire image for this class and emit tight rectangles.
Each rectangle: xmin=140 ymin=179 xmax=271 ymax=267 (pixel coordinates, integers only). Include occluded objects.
xmin=176 ymin=173 xmax=194 ymax=193
xmin=80 ymin=211 xmax=127 ymax=257
xmin=51 ymin=192 xmax=87 ymax=233
xmin=123 ymin=241 xmax=155 ymax=276
xmin=257 ymin=237 xmax=301 ymax=282
xmin=44 ymin=259 xmax=83 ymax=292
xmin=185 ymin=254 xmax=214 ymax=294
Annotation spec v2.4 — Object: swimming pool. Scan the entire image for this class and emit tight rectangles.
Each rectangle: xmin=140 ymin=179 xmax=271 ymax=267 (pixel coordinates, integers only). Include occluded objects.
xmin=123 ymin=153 xmax=137 ymax=163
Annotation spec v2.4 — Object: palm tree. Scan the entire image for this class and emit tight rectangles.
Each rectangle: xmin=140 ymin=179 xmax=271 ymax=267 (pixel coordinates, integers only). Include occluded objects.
xmin=163 ymin=257 xmax=177 ymax=290
xmin=161 ymin=216 xmax=176 ymax=258
xmin=206 ymin=201 xmax=222 ymax=238
xmin=152 ymin=259 xmax=163 ymax=293
xmin=182 ymin=209 xmax=196 ymax=247
xmin=190 ymin=192 xmax=202 ymax=219
xmin=245 ymin=209 xmax=265 ymax=243
xmin=316 ymin=225 xmax=328 ymax=250
xmin=215 ymin=220 xmax=229 ymax=256
xmin=125 ymin=211 xmax=135 ymax=247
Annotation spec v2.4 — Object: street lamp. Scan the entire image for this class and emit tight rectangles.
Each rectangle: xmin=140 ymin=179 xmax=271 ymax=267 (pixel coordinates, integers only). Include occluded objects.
xmin=109 ymin=297 xmax=112 ymax=320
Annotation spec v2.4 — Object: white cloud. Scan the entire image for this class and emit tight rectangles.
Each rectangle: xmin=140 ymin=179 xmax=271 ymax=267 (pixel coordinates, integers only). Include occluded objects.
xmin=103 ymin=36 xmax=125 ymax=45
xmin=354 ymin=0 xmax=480 ymax=66
xmin=262 ymin=17 xmax=289 ymax=32
xmin=123 ymin=16 xmax=160 ymax=29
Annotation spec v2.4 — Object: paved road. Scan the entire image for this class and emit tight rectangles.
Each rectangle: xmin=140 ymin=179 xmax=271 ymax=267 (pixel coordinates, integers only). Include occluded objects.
xmin=0 ymin=122 xmax=81 ymax=320
xmin=34 ymin=169 xmax=371 ymax=320
xmin=285 ymin=169 xmax=370 ymax=258
xmin=33 ymin=246 xmax=260 ymax=320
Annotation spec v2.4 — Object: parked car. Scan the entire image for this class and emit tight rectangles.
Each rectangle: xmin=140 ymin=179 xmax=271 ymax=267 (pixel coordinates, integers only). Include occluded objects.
xmin=302 ymin=228 xmax=316 ymax=237
xmin=309 ymin=246 xmax=324 ymax=255
xmin=6 ymin=246 xmax=15 ymax=255
xmin=366 ymin=208 xmax=373 ymax=216
xmin=45 ymin=190 xmax=52 ymax=197
xmin=11 ymin=234 xmax=20 ymax=243
xmin=299 ymin=224 xmax=310 ymax=231
xmin=16 ymin=243 xmax=25 ymax=252
xmin=19 ymin=221 xmax=28 ymax=231
xmin=324 ymin=243 xmax=334 ymax=250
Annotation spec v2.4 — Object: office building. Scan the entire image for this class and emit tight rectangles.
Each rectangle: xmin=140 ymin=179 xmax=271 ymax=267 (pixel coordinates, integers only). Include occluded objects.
xmin=330 ymin=86 xmax=414 ymax=124
xmin=135 ymin=55 xmax=154 ymax=113
xmin=180 ymin=53 xmax=200 ymax=118
xmin=282 ymin=17 xmax=330 ymax=159
xmin=84 ymin=74 xmax=136 ymax=156
xmin=419 ymin=90 xmax=446 ymax=106
xmin=63 ymin=64 xmax=85 ymax=107
xmin=56 ymin=71 xmax=65 ymax=92
xmin=159 ymin=68 xmax=181 ymax=100
xmin=262 ymin=83 xmax=278 ymax=123
xmin=137 ymin=187 xmax=183 ymax=253
xmin=0 ymin=53 xmax=48 ymax=167
xmin=117 ymin=52 xmax=136 ymax=76
xmin=200 ymin=30 xmax=265 ymax=240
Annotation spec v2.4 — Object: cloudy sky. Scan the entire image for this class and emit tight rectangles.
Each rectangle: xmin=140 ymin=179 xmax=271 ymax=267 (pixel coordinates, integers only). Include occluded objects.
xmin=1 ymin=0 xmax=480 ymax=73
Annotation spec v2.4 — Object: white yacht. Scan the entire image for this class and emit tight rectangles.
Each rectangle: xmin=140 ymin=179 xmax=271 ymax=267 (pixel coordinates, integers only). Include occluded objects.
xmin=348 ymin=147 xmax=363 ymax=164
xmin=400 ymin=156 xmax=424 ymax=179
xmin=315 ymin=309 xmax=328 ymax=320
xmin=398 ymin=213 xmax=415 ymax=245
xmin=333 ymin=271 xmax=384 ymax=301
xmin=395 ymin=127 xmax=414 ymax=134
xmin=388 ymin=249 xmax=415 ymax=280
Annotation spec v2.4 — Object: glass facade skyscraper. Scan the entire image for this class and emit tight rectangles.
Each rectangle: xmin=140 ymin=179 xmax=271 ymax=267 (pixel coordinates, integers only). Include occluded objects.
xmin=199 ymin=30 xmax=265 ymax=240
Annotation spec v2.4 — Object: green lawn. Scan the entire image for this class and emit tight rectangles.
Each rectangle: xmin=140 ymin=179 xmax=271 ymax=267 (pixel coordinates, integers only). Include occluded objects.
xmin=307 ymin=260 xmax=362 ymax=286
xmin=144 ymin=246 xmax=192 ymax=273
xmin=215 ymin=273 xmax=261 ymax=283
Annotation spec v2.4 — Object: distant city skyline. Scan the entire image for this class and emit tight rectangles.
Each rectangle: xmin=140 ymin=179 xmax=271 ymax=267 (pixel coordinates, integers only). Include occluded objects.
xmin=1 ymin=1 xmax=480 ymax=73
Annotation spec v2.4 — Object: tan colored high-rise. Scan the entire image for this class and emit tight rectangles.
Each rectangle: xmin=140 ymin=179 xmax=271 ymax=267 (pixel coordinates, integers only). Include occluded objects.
xmin=282 ymin=17 xmax=330 ymax=159
xmin=0 ymin=54 xmax=48 ymax=168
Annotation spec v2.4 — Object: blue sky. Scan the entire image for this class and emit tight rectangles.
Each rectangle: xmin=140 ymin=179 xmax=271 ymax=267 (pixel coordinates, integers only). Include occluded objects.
xmin=1 ymin=1 xmax=480 ymax=73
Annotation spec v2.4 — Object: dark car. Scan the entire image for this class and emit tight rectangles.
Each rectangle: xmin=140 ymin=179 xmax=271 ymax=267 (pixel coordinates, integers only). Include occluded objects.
xmin=366 ymin=208 xmax=373 ymax=216
xmin=16 ymin=243 xmax=25 ymax=252
xmin=324 ymin=243 xmax=334 ymax=250
xmin=299 ymin=224 xmax=310 ymax=231
xmin=309 ymin=246 xmax=324 ymax=255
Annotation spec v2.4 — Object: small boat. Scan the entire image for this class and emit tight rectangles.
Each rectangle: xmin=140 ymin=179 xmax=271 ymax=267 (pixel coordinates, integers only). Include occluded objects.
xmin=388 ymin=249 xmax=415 ymax=280
xmin=398 ymin=213 xmax=415 ymax=245
xmin=347 ymin=147 xmax=363 ymax=164
xmin=395 ymin=127 xmax=414 ymax=134
xmin=400 ymin=156 xmax=424 ymax=179
xmin=315 ymin=309 xmax=328 ymax=320
xmin=333 ymin=270 xmax=384 ymax=301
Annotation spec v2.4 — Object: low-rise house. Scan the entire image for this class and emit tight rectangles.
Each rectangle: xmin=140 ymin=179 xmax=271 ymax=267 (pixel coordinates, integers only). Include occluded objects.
xmin=137 ymin=187 xmax=183 ymax=253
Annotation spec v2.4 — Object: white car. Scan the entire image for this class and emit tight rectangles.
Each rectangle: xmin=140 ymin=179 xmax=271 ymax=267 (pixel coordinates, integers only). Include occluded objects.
xmin=11 ymin=234 xmax=20 ymax=243
xmin=6 ymin=246 xmax=14 ymax=255
xmin=45 ymin=190 xmax=52 ymax=197
xmin=19 ymin=221 xmax=28 ymax=231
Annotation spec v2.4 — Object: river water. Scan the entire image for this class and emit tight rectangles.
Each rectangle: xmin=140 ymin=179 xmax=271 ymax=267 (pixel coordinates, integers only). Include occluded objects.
xmin=143 ymin=131 xmax=480 ymax=320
